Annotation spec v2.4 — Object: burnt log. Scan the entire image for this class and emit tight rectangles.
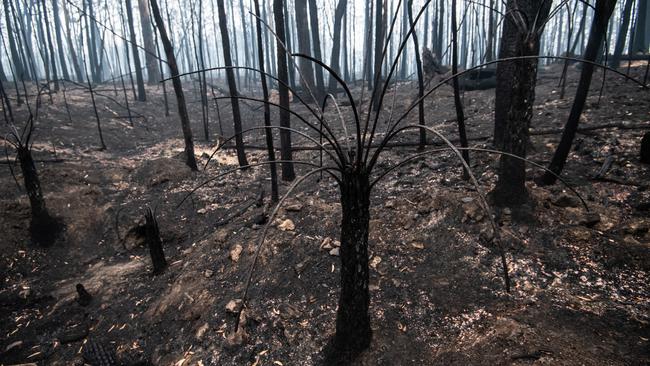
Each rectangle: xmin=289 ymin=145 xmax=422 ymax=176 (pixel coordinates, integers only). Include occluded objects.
xmin=144 ymin=208 xmax=166 ymax=275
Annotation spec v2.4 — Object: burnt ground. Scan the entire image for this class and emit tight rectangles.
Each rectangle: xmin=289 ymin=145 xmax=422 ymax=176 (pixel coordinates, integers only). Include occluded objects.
xmin=1 ymin=62 xmax=649 ymax=365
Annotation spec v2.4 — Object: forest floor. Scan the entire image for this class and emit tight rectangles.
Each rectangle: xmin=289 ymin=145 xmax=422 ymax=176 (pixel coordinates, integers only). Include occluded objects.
xmin=1 ymin=62 xmax=649 ymax=366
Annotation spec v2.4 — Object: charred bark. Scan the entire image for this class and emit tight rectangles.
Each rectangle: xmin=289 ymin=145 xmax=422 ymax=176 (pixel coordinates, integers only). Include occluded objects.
xmin=125 ymin=0 xmax=147 ymax=101
xmin=253 ymin=0 xmax=279 ymax=202
xmin=273 ymin=0 xmax=296 ymax=181
xmin=491 ymin=0 xmax=551 ymax=206
xmin=138 ymin=0 xmax=162 ymax=83
xmin=327 ymin=168 xmax=372 ymax=363
xmin=539 ymin=0 xmax=619 ymax=185
xmin=150 ymin=0 xmax=199 ymax=171
xmin=145 ymin=208 xmax=166 ymax=275
xmin=216 ymin=0 xmax=249 ymax=168
xmin=17 ymin=142 xmax=62 ymax=247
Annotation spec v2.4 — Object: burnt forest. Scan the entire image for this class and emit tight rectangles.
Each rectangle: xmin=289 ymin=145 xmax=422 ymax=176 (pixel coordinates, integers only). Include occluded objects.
xmin=1 ymin=0 xmax=649 ymax=365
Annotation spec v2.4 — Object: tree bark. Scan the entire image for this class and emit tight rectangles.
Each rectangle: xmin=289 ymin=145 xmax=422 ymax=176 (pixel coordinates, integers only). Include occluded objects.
xmin=273 ymin=0 xmax=296 ymax=181
xmin=540 ymin=0 xmax=617 ymax=185
xmin=51 ymin=0 xmax=70 ymax=81
xmin=328 ymin=0 xmax=348 ymax=93
xmin=491 ymin=0 xmax=551 ymax=206
xmin=150 ymin=0 xmax=198 ymax=171
xmin=294 ymin=0 xmax=316 ymax=98
xmin=307 ymin=0 xmax=325 ymax=101
xmin=126 ymin=0 xmax=147 ymax=101
xmin=631 ymin=0 xmax=649 ymax=54
xmin=41 ymin=0 xmax=59 ymax=91
xmin=253 ymin=0 xmax=279 ymax=202
xmin=138 ymin=0 xmax=162 ymax=83
xmin=371 ymin=0 xmax=384 ymax=111
xmin=3 ymin=0 xmax=26 ymax=82
xmin=451 ymin=0 xmax=469 ymax=175
xmin=217 ymin=0 xmax=249 ymax=167
xmin=17 ymin=142 xmax=61 ymax=247
xmin=407 ymin=0 xmax=426 ymax=149
xmin=330 ymin=168 xmax=372 ymax=362
xmin=611 ymin=0 xmax=634 ymax=69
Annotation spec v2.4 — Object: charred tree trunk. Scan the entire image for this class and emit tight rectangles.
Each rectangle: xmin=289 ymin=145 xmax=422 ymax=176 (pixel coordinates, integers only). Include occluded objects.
xmin=329 ymin=168 xmax=372 ymax=363
xmin=150 ymin=0 xmax=199 ymax=171
xmin=294 ymin=0 xmax=317 ymax=97
xmin=3 ymin=0 xmax=26 ymax=82
xmin=41 ymin=0 xmax=59 ymax=91
xmin=217 ymin=0 xmax=248 ymax=167
xmin=328 ymin=0 xmax=348 ymax=93
xmin=307 ymin=0 xmax=325 ymax=101
xmin=51 ymin=0 xmax=70 ymax=81
xmin=407 ymin=0 xmax=426 ymax=149
xmin=63 ymin=2 xmax=83 ymax=82
xmin=17 ymin=138 xmax=62 ymax=247
xmin=371 ymin=0 xmax=384 ymax=111
xmin=138 ymin=0 xmax=162 ymax=83
xmin=491 ymin=0 xmax=551 ymax=206
xmin=611 ymin=0 xmax=634 ymax=69
xmin=641 ymin=132 xmax=650 ymax=164
xmin=273 ymin=0 xmax=296 ymax=181
xmin=539 ymin=0 xmax=617 ymax=186
xmin=126 ymin=0 xmax=147 ymax=101
xmin=451 ymin=0 xmax=470 ymax=176
xmin=253 ymin=0 xmax=279 ymax=202
xmin=485 ymin=0 xmax=496 ymax=62
xmin=145 ymin=208 xmax=167 ymax=275
xmin=631 ymin=0 xmax=649 ymax=54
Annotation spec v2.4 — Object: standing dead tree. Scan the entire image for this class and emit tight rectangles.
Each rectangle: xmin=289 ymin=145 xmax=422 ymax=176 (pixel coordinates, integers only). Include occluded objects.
xmin=216 ymin=0 xmax=249 ymax=168
xmin=150 ymin=0 xmax=199 ymax=171
xmin=491 ymin=0 xmax=551 ymax=206
xmin=539 ymin=0 xmax=618 ymax=186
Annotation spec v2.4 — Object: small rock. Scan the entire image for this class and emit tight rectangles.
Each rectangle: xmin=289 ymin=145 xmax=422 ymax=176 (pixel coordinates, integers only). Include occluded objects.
xmin=385 ymin=201 xmax=395 ymax=209
xmin=411 ymin=242 xmax=425 ymax=250
xmin=579 ymin=212 xmax=601 ymax=228
xmin=320 ymin=237 xmax=333 ymax=250
xmin=285 ymin=203 xmax=303 ymax=212
xmin=204 ymin=269 xmax=214 ymax=278
xmin=195 ymin=323 xmax=209 ymax=340
xmin=369 ymin=284 xmax=380 ymax=291
xmin=370 ymin=256 xmax=382 ymax=269
xmin=197 ymin=208 xmax=207 ymax=214
xmin=214 ymin=230 xmax=229 ymax=244
xmin=278 ymin=219 xmax=295 ymax=231
xmin=552 ymin=193 xmax=580 ymax=208
xmin=225 ymin=299 xmax=242 ymax=313
xmin=460 ymin=197 xmax=474 ymax=203
xmin=503 ymin=207 xmax=512 ymax=215
xmin=229 ymin=244 xmax=243 ymax=262
xmin=329 ymin=247 xmax=340 ymax=256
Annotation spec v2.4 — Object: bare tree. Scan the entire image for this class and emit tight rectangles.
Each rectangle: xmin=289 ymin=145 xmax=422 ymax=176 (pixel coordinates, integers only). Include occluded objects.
xmin=216 ymin=0 xmax=249 ymax=167
xmin=253 ymin=0 xmax=279 ymax=201
xmin=328 ymin=0 xmax=348 ymax=93
xmin=125 ymin=0 xmax=147 ymax=101
xmin=137 ymin=0 xmax=162 ymax=83
xmin=150 ymin=0 xmax=199 ymax=171
xmin=273 ymin=0 xmax=296 ymax=181
xmin=491 ymin=0 xmax=551 ymax=206
xmin=540 ymin=0 xmax=618 ymax=186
